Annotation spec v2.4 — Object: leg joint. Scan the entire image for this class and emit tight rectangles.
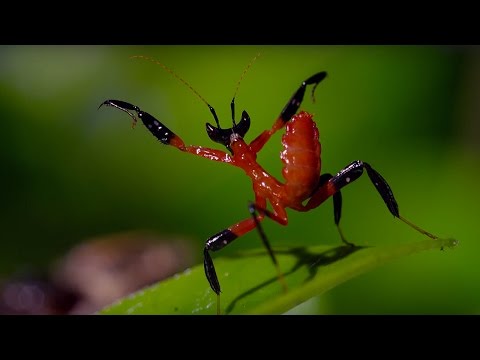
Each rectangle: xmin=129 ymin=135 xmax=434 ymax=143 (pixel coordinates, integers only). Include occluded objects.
xmin=205 ymin=229 xmax=238 ymax=252
xmin=331 ymin=160 xmax=364 ymax=190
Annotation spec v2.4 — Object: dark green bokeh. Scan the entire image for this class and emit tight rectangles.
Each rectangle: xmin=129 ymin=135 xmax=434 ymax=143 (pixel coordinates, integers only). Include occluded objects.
xmin=0 ymin=45 xmax=478 ymax=314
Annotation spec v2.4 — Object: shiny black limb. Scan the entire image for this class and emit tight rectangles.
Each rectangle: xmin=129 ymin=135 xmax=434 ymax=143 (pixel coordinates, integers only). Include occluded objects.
xmin=248 ymin=202 xmax=288 ymax=293
xmin=248 ymin=202 xmax=279 ymax=268
xmin=326 ymin=161 xmax=438 ymax=241
xmin=364 ymin=163 xmax=399 ymax=218
xmin=329 ymin=160 xmax=400 ymax=218
xmin=99 ymin=100 xmax=176 ymax=145
xmin=99 ymin=99 xmax=140 ymax=117
xmin=317 ymin=173 xmax=343 ymax=226
xmin=231 ymin=97 xmax=236 ymax=126
xmin=317 ymin=173 xmax=350 ymax=246
xmin=204 ymin=229 xmax=238 ymax=295
xmin=279 ymin=71 xmax=328 ymax=122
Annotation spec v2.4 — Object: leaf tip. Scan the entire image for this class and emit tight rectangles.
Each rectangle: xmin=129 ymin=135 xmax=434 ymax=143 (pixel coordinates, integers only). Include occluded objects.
xmin=440 ymin=237 xmax=459 ymax=250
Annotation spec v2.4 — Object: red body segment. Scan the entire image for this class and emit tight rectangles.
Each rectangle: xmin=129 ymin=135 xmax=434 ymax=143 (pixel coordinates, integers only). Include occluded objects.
xmin=225 ymin=111 xmax=323 ymax=227
xmin=281 ymin=111 xmax=321 ymax=203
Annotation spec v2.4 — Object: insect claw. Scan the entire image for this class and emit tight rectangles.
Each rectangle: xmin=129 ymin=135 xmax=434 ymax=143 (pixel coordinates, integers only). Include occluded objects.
xmin=99 ymin=99 xmax=140 ymax=125
xmin=97 ymin=101 xmax=108 ymax=110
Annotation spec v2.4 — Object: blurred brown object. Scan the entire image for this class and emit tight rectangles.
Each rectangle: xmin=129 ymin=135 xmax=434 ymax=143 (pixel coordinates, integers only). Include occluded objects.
xmin=0 ymin=274 xmax=77 ymax=315
xmin=0 ymin=231 xmax=195 ymax=315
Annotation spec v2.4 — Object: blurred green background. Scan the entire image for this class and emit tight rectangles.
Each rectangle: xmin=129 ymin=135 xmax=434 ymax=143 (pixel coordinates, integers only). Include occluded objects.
xmin=0 ymin=45 xmax=478 ymax=314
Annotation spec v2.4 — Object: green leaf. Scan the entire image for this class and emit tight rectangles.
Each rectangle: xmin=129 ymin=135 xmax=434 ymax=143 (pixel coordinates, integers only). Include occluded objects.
xmin=99 ymin=237 xmax=458 ymax=315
